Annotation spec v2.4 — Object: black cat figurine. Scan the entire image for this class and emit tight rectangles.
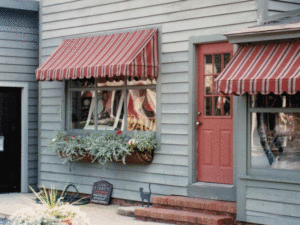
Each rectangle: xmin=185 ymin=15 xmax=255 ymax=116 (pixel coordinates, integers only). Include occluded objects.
xmin=139 ymin=183 xmax=151 ymax=207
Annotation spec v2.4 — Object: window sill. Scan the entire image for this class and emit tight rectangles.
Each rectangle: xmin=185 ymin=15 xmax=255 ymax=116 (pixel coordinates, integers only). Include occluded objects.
xmin=238 ymin=174 xmax=300 ymax=184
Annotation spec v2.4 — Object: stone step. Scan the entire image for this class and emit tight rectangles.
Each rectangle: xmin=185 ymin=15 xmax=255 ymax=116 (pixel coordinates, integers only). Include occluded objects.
xmin=152 ymin=196 xmax=236 ymax=217
xmin=135 ymin=207 xmax=234 ymax=225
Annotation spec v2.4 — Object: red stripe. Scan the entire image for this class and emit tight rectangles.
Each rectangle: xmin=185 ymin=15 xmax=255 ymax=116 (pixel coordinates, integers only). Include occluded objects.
xmin=36 ymin=29 xmax=159 ymax=81
xmin=216 ymin=42 xmax=300 ymax=95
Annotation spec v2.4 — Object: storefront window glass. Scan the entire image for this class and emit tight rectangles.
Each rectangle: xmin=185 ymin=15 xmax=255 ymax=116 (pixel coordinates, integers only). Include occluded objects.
xmin=69 ymin=78 xmax=156 ymax=131
xmin=251 ymin=93 xmax=300 ymax=170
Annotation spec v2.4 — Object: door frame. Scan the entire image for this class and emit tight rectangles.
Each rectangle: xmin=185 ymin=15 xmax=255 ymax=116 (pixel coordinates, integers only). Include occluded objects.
xmin=187 ymin=34 xmax=237 ymax=201
xmin=0 ymin=81 xmax=28 ymax=193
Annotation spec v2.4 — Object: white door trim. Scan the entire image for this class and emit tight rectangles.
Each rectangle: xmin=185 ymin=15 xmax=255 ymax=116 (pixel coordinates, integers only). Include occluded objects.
xmin=0 ymin=81 xmax=28 ymax=193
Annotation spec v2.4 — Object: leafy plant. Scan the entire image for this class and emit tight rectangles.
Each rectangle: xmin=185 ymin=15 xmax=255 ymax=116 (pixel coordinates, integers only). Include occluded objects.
xmin=127 ymin=131 xmax=157 ymax=153
xmin=48 ymin=130 xmax=156 ymax=165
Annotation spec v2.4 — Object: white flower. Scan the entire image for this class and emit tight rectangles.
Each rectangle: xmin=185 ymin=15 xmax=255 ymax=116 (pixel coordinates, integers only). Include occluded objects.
xmin=127 ymin=138 xmax=136 ymax=145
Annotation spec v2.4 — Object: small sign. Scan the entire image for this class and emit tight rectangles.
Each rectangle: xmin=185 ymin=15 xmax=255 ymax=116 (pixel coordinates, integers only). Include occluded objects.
xmin=90 ymin=180 xmax=113 ymax=205
xmin=0 ymin=136 xmax=4 ymax=152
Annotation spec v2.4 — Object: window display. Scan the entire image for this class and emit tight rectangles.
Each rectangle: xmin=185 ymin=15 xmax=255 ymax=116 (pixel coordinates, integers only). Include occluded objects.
xmin=251 ymin=93 xmax=300 ymax=170
xmin=69 ymin=78 xmax=156 ymax=131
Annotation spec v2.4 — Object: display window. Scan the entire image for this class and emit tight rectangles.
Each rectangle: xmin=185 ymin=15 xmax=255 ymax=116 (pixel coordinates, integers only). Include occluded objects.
xmin=68 ymin=77 xmax=156 ymax=132
xmin=250 ymin=93 xmax=300 ymax=170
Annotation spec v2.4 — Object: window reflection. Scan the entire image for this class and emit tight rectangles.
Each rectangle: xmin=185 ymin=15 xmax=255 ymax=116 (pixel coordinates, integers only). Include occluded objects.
xmin=127 ymin=89 xmax=156 ymax=132
xmin=251 ymin=112 xmax=300 ymax=170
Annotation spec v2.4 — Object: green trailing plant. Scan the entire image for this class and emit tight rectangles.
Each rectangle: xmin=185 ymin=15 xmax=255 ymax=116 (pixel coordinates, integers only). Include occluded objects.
xmin=48 ymin=130 xmax=157 ymax=165
xmin=127 ymin=131 xmax=157 ymax=153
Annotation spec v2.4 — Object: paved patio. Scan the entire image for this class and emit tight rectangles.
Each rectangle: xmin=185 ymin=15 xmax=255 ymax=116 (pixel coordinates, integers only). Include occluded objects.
xmin=0 ymin=193 xmax=164 ymax=225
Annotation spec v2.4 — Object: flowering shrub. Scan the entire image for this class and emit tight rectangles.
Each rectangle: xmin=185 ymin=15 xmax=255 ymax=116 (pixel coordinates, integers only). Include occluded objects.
xmin=48 ymin=130 xmax=156 ymax=165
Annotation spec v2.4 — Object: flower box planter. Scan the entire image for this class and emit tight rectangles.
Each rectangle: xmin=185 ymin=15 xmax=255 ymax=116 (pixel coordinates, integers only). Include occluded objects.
xmin=60 ymin=149 xmax=154 ymax=165
xmin=59 ymin=152 xmax=95 ymax=163
xmin=50 ymin=131 xmax=157 ymax=166
xmin=114 ymin=148 xmax=154 ymax=164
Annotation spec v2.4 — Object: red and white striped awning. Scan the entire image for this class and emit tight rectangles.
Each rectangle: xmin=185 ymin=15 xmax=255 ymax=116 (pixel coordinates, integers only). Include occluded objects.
xmin=215 ymin=42 xmax=300 ymax=95
xmin=36 ymin=29 xmax=158 ymax=81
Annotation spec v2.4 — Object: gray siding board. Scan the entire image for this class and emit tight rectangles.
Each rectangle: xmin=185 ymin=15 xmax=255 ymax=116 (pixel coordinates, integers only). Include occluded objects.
xmin=0 ymin=57 xmax=38 ymax=66
xmin=246 ymin=199 xmax=300 ymax=218
xmin=161 ymin=114 xmax=188 ymax=125
xmin=246 ymin=211 xmax=300 ymax=225
xmin=246 ymin=187 xmax=300 ymax=205
xmin=160 ymin=144 xmax=188 ymax=155
xmin=0 ymin=48 xmax=38 ymax=58
xmin=161 ymin=104 xmax=188 ymax=114
xmin=0 ymin=74 xmax=37 ymax=82
xmin=161 ymin=83 xmax=188 ymax=93
xmin=161 ymin=94 xmax=189 ymax=104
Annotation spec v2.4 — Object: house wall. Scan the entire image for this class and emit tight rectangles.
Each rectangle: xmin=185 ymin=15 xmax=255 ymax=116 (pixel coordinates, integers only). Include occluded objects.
xmin=0 ymin=6 xmax=39 ymax=191
xmin=268 ymin=0 xmax=300 ymax=17
xmin=38 ymin=0 xmax=258 ymax=201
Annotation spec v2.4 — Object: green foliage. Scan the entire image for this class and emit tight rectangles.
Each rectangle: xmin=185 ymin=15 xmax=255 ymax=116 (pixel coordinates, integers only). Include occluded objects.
xmin=48 ymin=130 xmax=156 ymax=165
xmin=127 ymin=131 xmax=157 ymax=153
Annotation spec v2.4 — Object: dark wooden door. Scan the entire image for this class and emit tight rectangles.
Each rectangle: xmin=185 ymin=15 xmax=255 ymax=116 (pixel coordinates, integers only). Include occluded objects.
xmin=197 ymin=42 xmax=234 ymax=184
xmin=0 ymin=88 xmax=21 ymax=192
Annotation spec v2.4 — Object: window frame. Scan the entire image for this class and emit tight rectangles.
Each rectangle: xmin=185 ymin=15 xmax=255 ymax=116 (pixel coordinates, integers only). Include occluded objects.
xmin=247 ymin=95 xmax=300 ymax=181
xmin=66 ymin=78 xmax=156 ymax=133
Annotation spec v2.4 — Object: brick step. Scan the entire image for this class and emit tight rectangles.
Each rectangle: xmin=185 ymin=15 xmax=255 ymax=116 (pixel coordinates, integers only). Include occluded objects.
xmin=135 ymin=207 xmax=234 ymax=225
xmin=152 ymin=196 xmax=236 ymax=217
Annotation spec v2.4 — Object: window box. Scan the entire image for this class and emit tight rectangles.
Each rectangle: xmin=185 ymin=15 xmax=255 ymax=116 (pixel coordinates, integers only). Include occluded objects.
xmin=49 ymin=130 xmax=157 ymax=165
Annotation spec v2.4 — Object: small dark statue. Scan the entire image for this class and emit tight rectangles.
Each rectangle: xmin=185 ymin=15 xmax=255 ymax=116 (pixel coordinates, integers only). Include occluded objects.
xmin=139 ymin=183 xmax=151 ymax=207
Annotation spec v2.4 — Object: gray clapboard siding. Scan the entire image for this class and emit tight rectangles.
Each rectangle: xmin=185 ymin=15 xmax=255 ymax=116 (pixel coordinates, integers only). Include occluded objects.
xmin=40 ymin=168 xmax=188 ymax=187
xmin=42 ymin=0 xmax=254 ymax=25
xmin=247 ymin=199 xmax=300 ymax=217
xmin=161 ymin=94 xmax=189 ymax=104
xmin=246 ymin=211 xmax=300 ymax=225
xmin=42 ymin=1 xmax=256 ymax=32
xmin=161 ymin=104 xmax=188 ymax=114
xmin=41 ymin=11 xmax=257 ymax=40
xmin=0 ymin=74 xmax=37 ymax=82
xmin=161 ymin=114 xmax=188 ymax=124
xmin=246 ymin=187 xmax=300 ymax=204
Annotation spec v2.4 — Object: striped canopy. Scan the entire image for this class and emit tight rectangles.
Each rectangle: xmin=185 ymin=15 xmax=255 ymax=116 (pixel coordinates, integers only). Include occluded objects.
xmin=215 ymin=42 xmax=300 ymax=95
xmin=36 ymin=29 xmax=158 ymax=81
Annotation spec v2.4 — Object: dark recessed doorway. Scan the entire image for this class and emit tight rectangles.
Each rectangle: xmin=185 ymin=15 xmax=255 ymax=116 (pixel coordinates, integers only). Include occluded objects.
xmin=0 ymin=87 xmax=21 ymax=193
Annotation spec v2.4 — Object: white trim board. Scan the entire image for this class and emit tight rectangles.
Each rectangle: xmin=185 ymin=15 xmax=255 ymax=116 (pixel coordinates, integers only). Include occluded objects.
xmin=0 ymin=81 xmax=29 ymax=193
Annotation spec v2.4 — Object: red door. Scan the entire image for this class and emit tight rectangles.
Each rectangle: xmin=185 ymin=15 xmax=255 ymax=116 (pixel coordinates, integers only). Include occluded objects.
xmin=197 ymin=42 xmax=234 ymax=184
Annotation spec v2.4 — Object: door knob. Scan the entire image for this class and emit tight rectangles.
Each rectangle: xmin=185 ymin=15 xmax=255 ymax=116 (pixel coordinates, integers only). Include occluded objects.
xmin=197 ymin=111 xmax=201 ymax=115
xmin=196 ymin=121 xmax=202 ymax=126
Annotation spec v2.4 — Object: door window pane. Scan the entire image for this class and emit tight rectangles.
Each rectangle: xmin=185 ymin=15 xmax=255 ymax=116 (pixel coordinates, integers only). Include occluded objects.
xmin=205 ymin=97 xmax=212 ymax=116
xmin=214 ymin=54 xmax=222 ymax=74
xmin=205 ymin=76 xmax=212 ymax=95
xmin=223 ymin=96 xmax=231 ymax=116
xmin=127 ymin=89 xmax=156 ymax=132
xmin=205 ymin=55 xmax=213 ymax=74
xmin=223 ymin=53 xmax=231 ymax=68
xmin=214 ymin=96 xmax=221 ymax=116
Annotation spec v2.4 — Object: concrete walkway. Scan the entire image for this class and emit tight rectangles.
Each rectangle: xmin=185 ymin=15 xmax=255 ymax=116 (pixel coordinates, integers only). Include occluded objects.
xmin=0 ymin=193 xmax=164 ymax=225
